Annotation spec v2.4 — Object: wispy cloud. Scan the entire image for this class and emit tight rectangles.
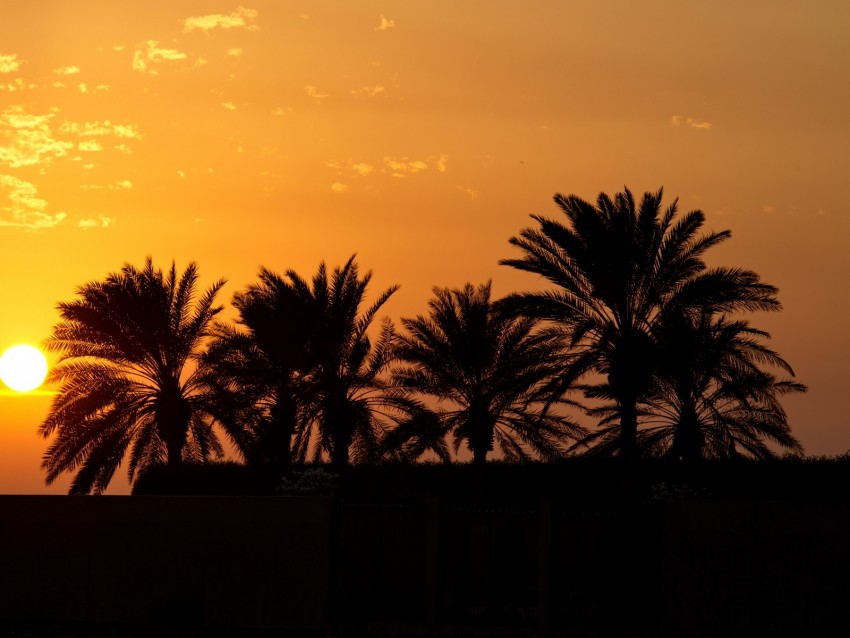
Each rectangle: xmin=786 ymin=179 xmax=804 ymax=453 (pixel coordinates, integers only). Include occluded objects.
xmin=183 ymin=6 xmax=259 ymax=33
xmin=221 ymin=101 xmax=236 ymax=111
xmin=59 ymin=121 xmax=141 ymax=139
xmin=132 ymin=41 xmax=187 ymax=75
xmin=328 ymin=155 xmax=448 ymax=181
xmin=0 ymin=106 xmax=74 ymax=168
xmin=0 ymin=54 xmax=22 ymax=74
xmin=80 ymin=180 xmax=133 ymax=191
xmin=670 ymin=115 xmax=712 ymax=130
xmin=331 ymin=182 xmax=348 ymax=193
xmin=383 ymin=156 xmax=428 ymax=177
xmin=54 ymin=65 xmax=80 ymax=76
xmin=0 ymin=108 xmax=140 ymax=170
xmin=375 ymin=15 xmax=395 ymax=31
xmin=351 ymin=162 xmax=374 ymax=177
xmin=0 ymin=78 xmax=35 ymax=92
xmin=304 ymin=85 xmax=329 ymax=101
xmin=78 ymin=215 xmax=114 ymax=229
xmin=227 ymin=48 xmax=243 ymax=57
xmin=0 ymin=175 xmax=66 ymax=229
xmin=0 ymin=107 xmax=51 ymax=130
xmin=78 ymin=140 xmax=103 ymax=152
xmin=351 ymin=85 xmax=386 ymax=99
xmin=457 ymin=186 xmax=479 ymax=200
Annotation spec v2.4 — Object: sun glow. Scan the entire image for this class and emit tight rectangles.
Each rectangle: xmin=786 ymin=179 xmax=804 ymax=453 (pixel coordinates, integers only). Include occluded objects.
xmin=0 ymin=345 xmax=48 ymax=393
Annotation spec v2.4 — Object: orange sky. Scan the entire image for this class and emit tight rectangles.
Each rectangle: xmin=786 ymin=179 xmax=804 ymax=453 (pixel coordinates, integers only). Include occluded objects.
xmin=1 ymin=1 xmax=848 ymax=493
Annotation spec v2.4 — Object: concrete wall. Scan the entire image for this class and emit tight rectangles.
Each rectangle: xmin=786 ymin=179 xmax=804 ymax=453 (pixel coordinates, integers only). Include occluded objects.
xmin=0 ymin=496 xmax=331 ymax=632
xmin=661 ymin=501 xmax=850 ymax=637
xmin=0 ymin=496 xmax=848 ymax=636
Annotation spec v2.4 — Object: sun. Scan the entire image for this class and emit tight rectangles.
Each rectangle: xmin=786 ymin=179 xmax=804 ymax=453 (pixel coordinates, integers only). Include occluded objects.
xmin=0 ymin=344 xmax=49 ymax=392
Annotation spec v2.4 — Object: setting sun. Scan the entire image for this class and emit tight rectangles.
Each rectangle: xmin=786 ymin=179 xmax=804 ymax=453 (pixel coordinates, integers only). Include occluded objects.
xmin=0 ymin=345 xmax=48 ymax=393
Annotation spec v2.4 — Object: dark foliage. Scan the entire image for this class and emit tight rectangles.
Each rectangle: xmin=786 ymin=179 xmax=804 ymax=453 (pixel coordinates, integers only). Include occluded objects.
xmin=40 ymin=257 xmax=226 ymax=494
xmin=287 ymin=256 xmax=412 ymax=469
xmin=389 ymin=282 xmax=585 ymax=464
xmin=200 ymin=267 xmax=316 ymax=479
xmin=577 ymin=311 xmax=806 ymax=461
xmin=501 ymin=187 xmax=786 ymax=462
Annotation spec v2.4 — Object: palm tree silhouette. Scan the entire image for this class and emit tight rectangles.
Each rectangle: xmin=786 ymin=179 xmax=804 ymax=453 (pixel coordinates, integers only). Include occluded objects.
xmin=501 ymin=187 xmax=781 ymax=463
xmin=289 ymin=256 xmax=405 ymax=470
xmin=578 ymin=311 xmax=805 ymax=461
xmin=388 ymin=282 xmax=585 ymax=465
xmin=200 ymin=267 xmax=315 ymax=480
xmin=40 ymin=258 xmax=226 ymax=494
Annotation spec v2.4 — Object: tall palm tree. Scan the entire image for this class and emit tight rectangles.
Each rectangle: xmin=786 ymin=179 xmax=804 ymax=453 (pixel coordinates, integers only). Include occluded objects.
xmin=577 ymin=312 xmax=805 ymax=461
xmin=288 ymin=256 xmax=406 ymax=470
xmin=200 ymin=267 xmax=316 ymax=479
xmin=40 ymin=258 xmax=226 ymax=494
xmin=388 ymin=282 xmax=585 ymax=465
xmin=501 ymin=187 xmax=781 ymax=462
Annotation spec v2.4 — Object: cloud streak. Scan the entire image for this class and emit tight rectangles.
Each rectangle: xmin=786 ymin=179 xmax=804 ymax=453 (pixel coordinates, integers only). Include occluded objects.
xmin=0 ymin=106 xmax=74 ymax=168
xmin=375 ymin=15 xmax=395 ymax=31
xmin=0 ymin=175 xmax=66 ymax=229
xmin=351 ymin=85 xmax=386 ymax=99
xmin=0 ymin=54 xmax=21 ymax=74
xmin=132 ymin=41 xmax=187 ymax=75
xmin=670 ymin=115 xmax=712 ymax=130
xmin=0 ymin=78 xmax=34 ymax=92
xmin=304 ymin=85 xmax=329 ymax=102
xmin=78 ymin=215 xmax=114 ymax=229
xmin=59 ymin=121 xmax=141 ymax=139
xmin=183 ymin=6 xmax=259 ymax=33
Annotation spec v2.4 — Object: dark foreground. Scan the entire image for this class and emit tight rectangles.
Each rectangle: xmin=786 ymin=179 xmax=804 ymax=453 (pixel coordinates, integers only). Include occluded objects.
xmin=3 ymin=459 xmax=850 ymax=637
xmin=0 ymin=484 xmax=849 ymax=637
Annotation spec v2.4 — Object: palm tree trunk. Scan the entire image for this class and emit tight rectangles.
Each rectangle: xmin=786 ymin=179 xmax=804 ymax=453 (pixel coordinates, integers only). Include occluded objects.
xmin=673 ymin=408 xmax=703 ymax=464
xmin=166 ymin=439 xmax=184 ymax=467
xmin=468 ymin=405 xmax=494 ymax=466
xmin=472 ymin=446 xmax=488 ymax=465
xmin=330 ymin=414 xmax=352 ymax=471
xmin=328 ymin=397 xmax=354 ymax=472
xmin=331 ymin=436 xmax=351 ymax=471
xmin=159 ymin=390 xmax=190 ymax=470
xmin=619 ymin=396 xmax=638 ymax=463
xmin=618 ymin=395 xmax=639 ymax=502
xmin=270 ymin=394 xmax=296 ymax=479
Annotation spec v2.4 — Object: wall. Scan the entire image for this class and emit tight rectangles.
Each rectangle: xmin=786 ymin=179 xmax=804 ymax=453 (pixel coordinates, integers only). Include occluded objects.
xmin=0 ymin=496 xmax=331 ymax=632
xmin=0 ymin=496 xmax=848 ymax=636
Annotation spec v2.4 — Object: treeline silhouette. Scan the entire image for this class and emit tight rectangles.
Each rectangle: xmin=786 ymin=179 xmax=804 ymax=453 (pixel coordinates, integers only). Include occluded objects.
xmin=39 ymin=187 xmax=806 ymax=495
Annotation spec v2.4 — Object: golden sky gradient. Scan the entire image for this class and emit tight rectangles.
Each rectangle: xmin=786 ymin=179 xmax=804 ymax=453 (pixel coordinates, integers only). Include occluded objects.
xmin=1 ymin=1 xmax=848 ymax=493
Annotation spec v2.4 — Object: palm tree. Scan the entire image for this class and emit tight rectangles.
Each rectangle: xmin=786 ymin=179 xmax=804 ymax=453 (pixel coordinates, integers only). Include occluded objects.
xmin=577 ymin=311 xmax=805 ymax=461
xmin=388 ymin=282 xmax=585 ymax=465
xmin=200 ymin=267 xmax=315 ymax=480
xmin=40 ymin=257 xmax=226 ymax=494
xmin=501 ymin=187 xmax=782 ymax=462
xmin=288 ymin=256 xmax=407 ymax=470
